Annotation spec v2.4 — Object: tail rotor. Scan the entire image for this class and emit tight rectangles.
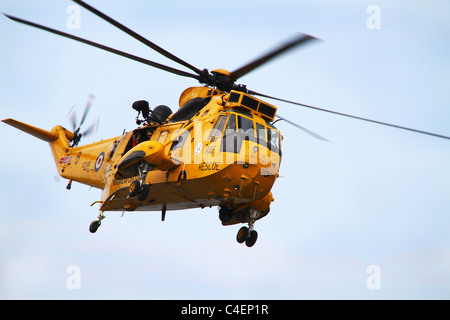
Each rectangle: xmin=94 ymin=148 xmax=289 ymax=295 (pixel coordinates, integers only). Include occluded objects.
xmin=67 ymin=93 xmax=99 ymax=147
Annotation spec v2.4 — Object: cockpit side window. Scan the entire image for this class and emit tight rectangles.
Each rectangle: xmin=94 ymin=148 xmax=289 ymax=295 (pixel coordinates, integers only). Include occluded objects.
xmin=256 ymin=122 xmax=266 ymax=144
xmin=221 ymin=114 xmax=238 ymax=153
xmin=170 ymin=129 xmax=190 ymax=150
xmin=267 ymin=127 xmax=280 ymax=150
xmin=209 ymin=115 xmax=226 ymax=139
xmin=217 ymin=116 xmax=227 ymax=136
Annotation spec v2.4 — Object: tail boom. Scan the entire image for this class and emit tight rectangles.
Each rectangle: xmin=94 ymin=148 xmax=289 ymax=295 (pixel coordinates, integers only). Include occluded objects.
xmin=2 ymin=118 xmax=110 ymax=189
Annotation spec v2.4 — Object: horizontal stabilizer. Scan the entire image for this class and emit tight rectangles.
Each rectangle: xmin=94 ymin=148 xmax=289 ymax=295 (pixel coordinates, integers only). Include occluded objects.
xmin=2 ymin=118 xmax=58 ymax=142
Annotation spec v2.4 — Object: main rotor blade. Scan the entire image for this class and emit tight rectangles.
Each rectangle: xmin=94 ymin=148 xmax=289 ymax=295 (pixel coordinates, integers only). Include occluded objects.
xmin=4 ymin=14 xmax=200 ymax=80
xmin=275 ymin=115 xmax=329 ymax=142
xmin=250 ymin=90 xmax=450 ymax=141
xmin=230 ymin=33 xmax=320 ymax=81
xmin=72 ymin=0 xmax=203 ymax=75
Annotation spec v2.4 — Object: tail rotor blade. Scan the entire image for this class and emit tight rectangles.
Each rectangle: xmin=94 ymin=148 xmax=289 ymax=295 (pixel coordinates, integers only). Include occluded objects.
xmin=67 ymin=105 xmax=77 ymax=131
xmin=67 ymin=94 xmax=98 ymax=146
xmin=82 ymin=118 xmax=99 ymax=137
xmin=79 ymin=93 xmax=95 ymax=128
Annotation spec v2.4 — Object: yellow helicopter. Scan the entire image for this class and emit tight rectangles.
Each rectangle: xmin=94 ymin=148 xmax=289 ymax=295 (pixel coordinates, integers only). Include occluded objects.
xmin=3 ymin=0 xmax=449 ymax=247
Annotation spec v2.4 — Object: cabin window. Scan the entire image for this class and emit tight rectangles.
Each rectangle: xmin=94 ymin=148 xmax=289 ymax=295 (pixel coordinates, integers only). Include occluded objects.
xmin=170 ymin=129 xmax=190 ymax=150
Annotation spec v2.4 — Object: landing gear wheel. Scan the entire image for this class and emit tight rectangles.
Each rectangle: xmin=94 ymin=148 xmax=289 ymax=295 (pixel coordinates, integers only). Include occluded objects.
xmin=235 ymin=207 xmax=263 ymax=247
xmin=89 ymin=220 xmax=101 ymax=233
xmin=89 ymin=212 xmax=105 ymax=234
xmin=245 ymin=230 xmax=258 ymax=247
xmin=236 ymin=226 xmax=249 ymax=243
xmin=137 ymin=184 xmax=150 ymax=201
xmin=128 ymin=180 xmax=140 ymax=197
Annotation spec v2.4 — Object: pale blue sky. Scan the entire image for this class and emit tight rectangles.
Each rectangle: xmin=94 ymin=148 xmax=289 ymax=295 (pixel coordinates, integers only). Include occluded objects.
xmin=1 ymin=0 xmax=449 ymax=299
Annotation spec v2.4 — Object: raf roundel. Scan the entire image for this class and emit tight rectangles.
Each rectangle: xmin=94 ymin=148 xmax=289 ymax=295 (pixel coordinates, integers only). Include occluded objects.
xmin=95 ymin=152 xmax=105 ymax=172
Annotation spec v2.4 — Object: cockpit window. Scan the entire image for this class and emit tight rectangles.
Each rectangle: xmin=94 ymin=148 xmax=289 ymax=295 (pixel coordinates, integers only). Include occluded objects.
xmin=238 ymin=115 xmax=255 ymax=137
xmin=226 ymin=114 xmax=237 ymax=134
xmin=220 ymin=113 xmax=281 ymax=155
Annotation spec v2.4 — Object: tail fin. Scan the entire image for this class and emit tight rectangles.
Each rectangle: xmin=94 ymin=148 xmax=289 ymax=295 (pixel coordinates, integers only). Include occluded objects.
xmin=2 ymin=118 xmax=74 ymax=175
xmin=2 ymin=118 xmax=59 ymax=142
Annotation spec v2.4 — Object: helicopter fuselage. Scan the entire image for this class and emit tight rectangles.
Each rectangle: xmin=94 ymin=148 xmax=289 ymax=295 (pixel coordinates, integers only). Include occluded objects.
xmin=48 ymin=87 xmax=281 ymax=226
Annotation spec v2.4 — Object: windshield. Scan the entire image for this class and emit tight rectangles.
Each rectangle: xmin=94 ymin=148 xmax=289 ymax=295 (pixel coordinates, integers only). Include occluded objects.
xmin=218 ymin=113 xmax=280 ymax=154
